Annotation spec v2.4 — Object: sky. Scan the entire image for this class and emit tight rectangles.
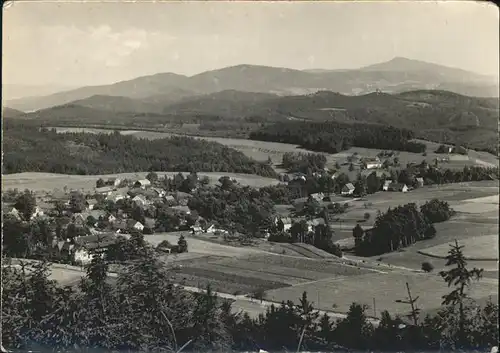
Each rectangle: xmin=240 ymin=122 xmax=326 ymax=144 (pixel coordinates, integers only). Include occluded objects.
xmin=3 ymin=1 xmax=499 ymax=87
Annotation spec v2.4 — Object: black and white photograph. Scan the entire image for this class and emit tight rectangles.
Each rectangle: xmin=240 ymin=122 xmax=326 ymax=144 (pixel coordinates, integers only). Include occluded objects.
xmin=2 ymin=1 xmax=499 ymax=352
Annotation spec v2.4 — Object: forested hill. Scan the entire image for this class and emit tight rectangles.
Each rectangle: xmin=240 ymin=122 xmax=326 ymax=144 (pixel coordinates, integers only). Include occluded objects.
xmin=250 ymin=120 xmax=427 ymax=153
xmin=2 ymin=119 xmax=277 ymax=177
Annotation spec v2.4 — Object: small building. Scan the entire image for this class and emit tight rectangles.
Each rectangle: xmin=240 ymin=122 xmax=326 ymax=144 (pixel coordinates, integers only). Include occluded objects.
xmin=128 ymin=220 xmax=144 ymax=232
xmin=171 ymin=205 xmax=191 ymax=215
xmin=108 ymin=214 xmax=117 ymax=223
xmin=30 ymin=207 xmax=45 ymax=220
xmin=5 ymin=207 xmax=21 ymax=220
xmin=72 ymin=213 xmax=87 ymax=227
xmin=105 ymin=177 xmax=122 ymax=188
xmin=134 ymin=179 xmax=151 ymax=189
xmin=382 ymin=180 xmax=393 ymax=191
xmin=151 ymin=188 xmax=167 ymax=198
xmin=416 ymin=177 xmax=424 ymax=188
xmin=292 ymin=197 xmax=309 ymax=212
xmin=132 ymin=195 xmax=148 ymax=207
xmin=164 ymin=195 xmax=176 ymax=205
xmin=341 ymin=183 xmax=355 ymax=196
xmin=364 ymin=159 xmax=382 ymax=169
xmin=106 ymin=192 xmax=125 ymax=203
xmin=388 ymin=183 xmax=409 ymax=193
xmin=112 ymin=220 xmax=128 ymax=233
xmin=86 ymin=199 xmax=98 ymax=210
xmin=310 ymin=192 xmax=325 ymax=202
xmin=95 ymin=186 xmax=114 ymax=195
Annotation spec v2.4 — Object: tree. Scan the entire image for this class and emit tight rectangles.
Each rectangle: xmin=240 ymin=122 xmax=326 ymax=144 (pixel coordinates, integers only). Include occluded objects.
xmin=69 ymin=192 xmax=86 ymax=213
xmin=364 ymin=212 xmax=370 ymax=221
xmin=14 ymin=189 xmax=36 ymax=221
xmin=96 ymin=178 xmax=105 ymax=188
xmin=421 ymin=261 xmax=434 ymax=273
xmin=354 ymin=178 xmax=366 ymax=197
xmin=53 ymin=200 xmax=66 ymax=217
xmin=352 ymin=224 xmax=364 ymax=249
xmin=421 ymin=199 xmax=455 ymax=223
xmin=366 ymin=171 xmax=382 ymax=194
xmin=177 ymin=235 xmax=188 ymax=253
xmin=439 ymin=240 xmax=484 ymax=347
xmin=276 ymin=218 xmax=285 ymax=232
xmin=349 ymin=163 xmax=355 ymax=172
xmin=146 ymin=171 xmax=159 ymax=183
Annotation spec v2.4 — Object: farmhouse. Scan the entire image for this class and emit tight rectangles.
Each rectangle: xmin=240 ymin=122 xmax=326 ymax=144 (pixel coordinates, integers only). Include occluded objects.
xmin=382 ymin=180 xmax=393 ymax=191
xmin=416 ymin=177 xmax=424 ymax=188
xmin=363 ymin=157 xmax=382 ymax=169
xmin=95 ymin=186 xmax=114 ymax=195
xmin=73 ymin=233 xmax=118 ymax=265
xmin=341 ymin=183 xmax=355 ymax=196
xmin=128 ymin=220 xmax=144 ymax=232
xmin=134 ymin=179 xmax=151 ymax=189
xmin=274 ymin=217 xmax=292 ymax=232
xmin=106 ymin=191 xmax=125 ymax=203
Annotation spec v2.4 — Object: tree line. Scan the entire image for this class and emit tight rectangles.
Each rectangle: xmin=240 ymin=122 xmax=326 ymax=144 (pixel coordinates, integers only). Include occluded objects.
xmin=249 ymin=120 xmax=427 ymax=153
xmin=2 ymin=240 xmax=497 ymax=352
xmin=2 ymin=120 xmax=276 ymax=178
xmin=353 ymin=199 xmax=455 ymax=256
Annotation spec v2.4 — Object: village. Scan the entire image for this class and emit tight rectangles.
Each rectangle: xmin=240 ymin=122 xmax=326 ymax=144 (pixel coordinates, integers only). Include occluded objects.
xmin=3 ymin=150 xmax=435 ymax=268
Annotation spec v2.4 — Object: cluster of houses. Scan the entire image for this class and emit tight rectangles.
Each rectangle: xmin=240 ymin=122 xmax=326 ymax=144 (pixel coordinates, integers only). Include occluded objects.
xmin=3 ymin=176 xmax=226 ymax=266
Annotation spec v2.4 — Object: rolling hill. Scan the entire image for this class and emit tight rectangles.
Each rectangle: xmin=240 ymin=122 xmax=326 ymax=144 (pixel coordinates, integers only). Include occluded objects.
xmin=2 ymin=107 xmax=26 ymax=118
xmin=6 ymin=57 xmax=498 ymax=112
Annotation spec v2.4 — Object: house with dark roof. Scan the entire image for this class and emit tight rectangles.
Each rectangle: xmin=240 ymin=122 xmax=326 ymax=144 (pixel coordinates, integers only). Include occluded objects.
xmin=341 ymin=183 xmax=355 ymax=196
xmin=388 ymin=183 xmax=409 ymax=193
xmin=134 ymin=179 xmax=151 ymax=189
xmin=95 ymin=186 xmax=114 ymax=195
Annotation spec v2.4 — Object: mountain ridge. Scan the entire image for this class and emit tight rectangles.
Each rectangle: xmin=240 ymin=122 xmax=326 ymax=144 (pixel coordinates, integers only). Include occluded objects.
xmin=6 ymin=57 xmax=498 ymax=112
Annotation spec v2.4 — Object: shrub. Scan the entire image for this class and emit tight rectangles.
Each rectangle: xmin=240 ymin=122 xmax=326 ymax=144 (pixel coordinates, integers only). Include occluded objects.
xmin=421 ymin=261 xmax=434 ymax=273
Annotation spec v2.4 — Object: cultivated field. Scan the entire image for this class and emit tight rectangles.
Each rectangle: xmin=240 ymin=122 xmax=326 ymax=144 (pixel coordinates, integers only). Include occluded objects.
xmin=264 ymin=271 xmax=499 ymax=317
xmin=418 ymin=234 xmax=498 ymax=260
xmin=2 ymin=171 xmax=280 ymax=192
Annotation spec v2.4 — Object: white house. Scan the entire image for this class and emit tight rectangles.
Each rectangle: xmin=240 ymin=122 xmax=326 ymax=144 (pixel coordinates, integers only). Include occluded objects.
xmin=341 ymin=183 xmax=355 ymax=196
xmin=363 ymin=157 xmax=382 ymax=170
xmin=108 ymin=214 xmax=117 ymax=223
xmin=388 ymin=183 xmax=409 ymax=193
xmin=130 ymin=221 xmax=144 ymax=231
xmin=106 ymin=192 xmax=125 ymax=203
xmin=382 ymin=180 xmax=393 ymax=191
xmin=6 ymin=207 xmax=21 ymax=220
xmin=416 ymin=177 xmax=424 ymax=188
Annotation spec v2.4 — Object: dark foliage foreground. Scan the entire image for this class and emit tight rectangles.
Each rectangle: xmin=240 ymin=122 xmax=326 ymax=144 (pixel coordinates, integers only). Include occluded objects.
xmin=2 ymin=240 xmax=497 ymax=353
